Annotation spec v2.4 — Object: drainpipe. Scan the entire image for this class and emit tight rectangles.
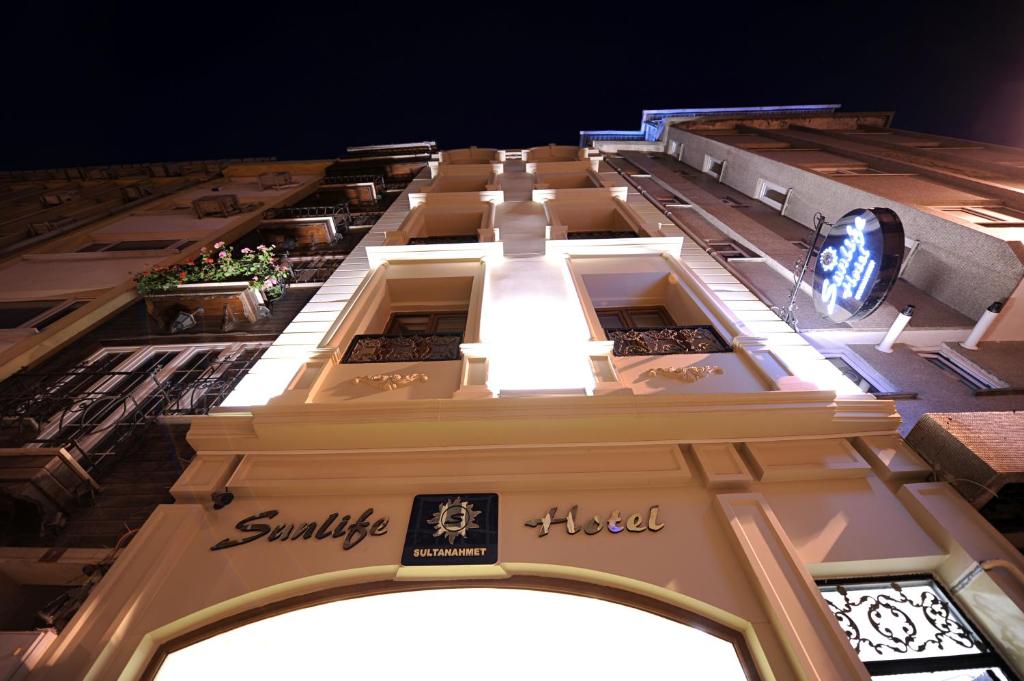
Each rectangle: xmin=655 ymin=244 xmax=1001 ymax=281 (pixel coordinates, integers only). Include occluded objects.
xmin=960 ymin=301 xmax=1004 ymax=350
xmin=875 ymin=305 xmax=915 ymax=353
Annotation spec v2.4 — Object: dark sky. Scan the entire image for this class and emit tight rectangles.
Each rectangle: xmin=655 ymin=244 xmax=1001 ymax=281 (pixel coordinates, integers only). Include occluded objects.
xmin=2 ymin=1 xmax=1023 ymax=170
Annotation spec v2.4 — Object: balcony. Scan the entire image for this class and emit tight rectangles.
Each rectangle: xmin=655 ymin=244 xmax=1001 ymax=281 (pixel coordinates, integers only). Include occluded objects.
xmin=606 ymin=325 xmax=731 ymax=357
xmin=341 ymin=333 xmax=463 ymax=363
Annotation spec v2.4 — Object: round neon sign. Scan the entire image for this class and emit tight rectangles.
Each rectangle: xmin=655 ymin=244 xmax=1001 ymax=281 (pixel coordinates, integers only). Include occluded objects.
xmin=813 ymin=207 xmax=904 ymax=322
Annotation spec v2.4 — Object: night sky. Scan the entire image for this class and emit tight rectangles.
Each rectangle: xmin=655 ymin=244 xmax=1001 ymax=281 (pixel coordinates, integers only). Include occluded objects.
xmin=2 ymin=1 xmax=1023 ymax=170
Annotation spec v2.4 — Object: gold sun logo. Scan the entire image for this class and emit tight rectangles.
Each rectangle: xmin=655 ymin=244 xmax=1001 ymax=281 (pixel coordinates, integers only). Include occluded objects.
xmin=427 ymin=497 xmax=481 ymax=545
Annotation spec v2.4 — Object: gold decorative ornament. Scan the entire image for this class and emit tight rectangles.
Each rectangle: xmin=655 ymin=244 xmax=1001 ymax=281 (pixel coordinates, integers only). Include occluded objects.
xmin=353 ymin=373 xmax=429 ymax=391
xmin=641 ymin=365 xmax=724 ymax=383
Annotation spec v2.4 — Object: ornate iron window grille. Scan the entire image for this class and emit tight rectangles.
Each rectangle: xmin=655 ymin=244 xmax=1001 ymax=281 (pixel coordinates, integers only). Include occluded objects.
xmin=341 ymin=333 xmax=463 ymax=364
xmin=607 ymin=325 xmax=731 ymax=357
xmin=0 ymin=347 xmax=267 ymax=466
xmin=818 ymin=576 xmax=1016 ymax=679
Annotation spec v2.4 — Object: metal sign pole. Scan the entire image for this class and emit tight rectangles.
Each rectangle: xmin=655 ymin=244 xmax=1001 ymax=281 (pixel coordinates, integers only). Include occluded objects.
xmin=776 ymin=212 xmax=829 ymax=330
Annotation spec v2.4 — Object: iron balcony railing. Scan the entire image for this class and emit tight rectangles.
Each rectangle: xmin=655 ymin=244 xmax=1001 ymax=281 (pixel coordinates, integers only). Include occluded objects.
xmin=320 ymin=174 xmax=385 ymax=190
xmin=263 ymin=203 xmax=351 ymax=226
xmin=0 ymin=348 xmax=266 ymax=460
xmin=607 ymin=325 xmax=731 ymax=357
xmin=341 ymin=333 xmax=463 ymax=364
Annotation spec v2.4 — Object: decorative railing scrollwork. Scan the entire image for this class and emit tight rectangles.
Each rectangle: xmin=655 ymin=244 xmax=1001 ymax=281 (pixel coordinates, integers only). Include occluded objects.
xmin=607 ymin=325 xmax=730 ymax=357
xmin=820 ymin=580 xmax=985 ymax=664
xmin=342 ymin=333 xmax=463 ymax=364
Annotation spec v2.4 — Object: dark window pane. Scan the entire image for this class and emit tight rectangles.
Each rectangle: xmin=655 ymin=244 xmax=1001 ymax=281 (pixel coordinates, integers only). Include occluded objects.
xmin=35 ymin=301 xmax=86 ymax=329
xmin=105 ymin=240 xmax=178 ymax=251
xmin=0 ymin=301 xmax=61 ymax=328
xmin=433 ymin=314 xmax=468 ymax=334
xmin=386 ymin=314 xmax=432 ymax=335
xmin=77 ymin=243 xmax=112 ymax=252
xmin=628 ymin=309 xmax=673 ymax=328
xmin=597 ymin=312 xmax=626 ymax=331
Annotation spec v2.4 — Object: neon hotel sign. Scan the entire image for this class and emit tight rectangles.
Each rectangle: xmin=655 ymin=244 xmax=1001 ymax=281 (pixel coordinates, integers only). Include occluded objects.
xmin=813 ymin=208 xmax=904 ymax=323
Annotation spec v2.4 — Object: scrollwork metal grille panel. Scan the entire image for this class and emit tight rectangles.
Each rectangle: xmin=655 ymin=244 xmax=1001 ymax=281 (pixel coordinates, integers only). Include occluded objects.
xmin=819 ymin=578 xmax=1013 ymax=679
xmin=608 ymin=325 xmax=731 ymax=356
xmin=341 ymin=333 xmax=463 ymax=364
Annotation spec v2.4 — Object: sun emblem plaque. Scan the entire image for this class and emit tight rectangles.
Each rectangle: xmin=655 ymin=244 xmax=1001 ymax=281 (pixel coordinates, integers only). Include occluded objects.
xmin=402 ymin=493 xmax=498 ymax=566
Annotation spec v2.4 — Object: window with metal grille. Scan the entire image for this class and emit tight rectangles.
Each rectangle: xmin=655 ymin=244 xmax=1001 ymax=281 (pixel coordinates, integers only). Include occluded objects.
xmin=341 ymin=312 xmax=468 ymax=364
xmin=818 ymin=577 xmax=1015 ymax=679
xmin=595 ymin=306 xmax=731 ymax=356
xmin=1 ymin=343 xmax=269 ymax=458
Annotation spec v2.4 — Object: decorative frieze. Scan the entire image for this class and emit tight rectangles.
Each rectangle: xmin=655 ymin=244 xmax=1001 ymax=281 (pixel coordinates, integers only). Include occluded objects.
xmin=353 ymin=373 xmax=429 ymax=391
xmin=641 ymin=365 xmax=724 ymax=383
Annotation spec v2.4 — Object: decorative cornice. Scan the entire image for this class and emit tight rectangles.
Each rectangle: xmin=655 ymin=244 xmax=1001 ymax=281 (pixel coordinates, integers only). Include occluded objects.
xmin=642 ymin=365 xmax=724 ymax=383
xmin=353 ymin=373 xmax=429 ymax=392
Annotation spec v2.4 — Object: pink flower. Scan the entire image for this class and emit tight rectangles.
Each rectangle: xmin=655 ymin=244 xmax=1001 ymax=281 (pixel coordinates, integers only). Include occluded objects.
xmin=257 ymin=244 xmax=268 ymax=251
xmin=241 ymin=247 xmax=253 ymax=254
xmin=218 ymin=251 xmax=228 ymax=258
xmin=213 ymin=241 xmax=225 ymax=249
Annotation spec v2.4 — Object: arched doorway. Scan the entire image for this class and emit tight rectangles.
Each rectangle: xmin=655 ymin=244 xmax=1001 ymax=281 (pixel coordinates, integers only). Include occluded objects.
xmin=148 ymin=581 xmax=757 ymax=680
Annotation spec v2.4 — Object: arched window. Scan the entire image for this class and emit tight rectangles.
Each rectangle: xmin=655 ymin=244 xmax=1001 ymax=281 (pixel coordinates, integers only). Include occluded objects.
xmin=152 ymin=587 xmax=753 ymax=680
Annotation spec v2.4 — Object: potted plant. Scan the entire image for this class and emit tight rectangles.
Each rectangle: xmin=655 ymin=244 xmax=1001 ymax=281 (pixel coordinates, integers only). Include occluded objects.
xmin=136 ymin=242 xmax=292 ymax=332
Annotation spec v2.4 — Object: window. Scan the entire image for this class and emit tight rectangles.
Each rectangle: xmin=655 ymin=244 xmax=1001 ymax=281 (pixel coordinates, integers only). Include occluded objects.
xmin=0 ymin=300 xmax=85 ymax=331
xmin=755 ymin=179 xmax=790 ymax=211
xmin=384 ymin=311 xmax=468 ymax=335
xmin=703 ymin=155 xmax=725 ymax=180
xmin=819 ymin=577 xmax=1013 ymax=679
xmin=77 ymin=239 xmax=195 ymax=253
xmin=595 ymin=306 xmax=731 ymax=357
xmin=817 ymin=167 xmax=888 ymax=176
xmin=342 ymin=311 xmax=467 ymax=364
xmin=596 ymin=306 xmax=674 ymax=332
xmin=826 ymin=356 xmax=880 ymax=394
xmin=940 ymin=206 xmax=1024 ymax=227
xmin=706 ymin=239 xmax=758 ymax=260
xmin=917 ymin=351 xmax=999 ymax=391
xmin=3 ymin=343 xmax=268 ymax=457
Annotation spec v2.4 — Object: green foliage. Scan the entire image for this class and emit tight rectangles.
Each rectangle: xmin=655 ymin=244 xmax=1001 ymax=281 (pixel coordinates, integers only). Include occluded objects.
xmin=135 ymin=242 xmax=292 ymax=299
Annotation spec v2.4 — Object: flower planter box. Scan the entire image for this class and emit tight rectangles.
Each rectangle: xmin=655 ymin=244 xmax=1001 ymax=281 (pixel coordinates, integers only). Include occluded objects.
xmin=144 ymin=281 xmax=268 ymax=332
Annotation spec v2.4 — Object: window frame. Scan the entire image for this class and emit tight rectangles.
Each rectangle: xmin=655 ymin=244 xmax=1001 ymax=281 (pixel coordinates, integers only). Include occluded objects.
xmin=383 ymin=311 xmax=469 ymax=336
xmin=817 ymin=575 xmax=1017 ymax=679
xmin=76 ymin=238 xmax=196 ymax=254
xmin=754 ymin=178 xmax=791 ymax=212
xmin=28 ymin=342 xmax=270 ymax=455
xmin=938 ymin=206 xmax=1024 ymax=227
xmin=595 ymin=305 xmax=675 ymax=332
xmin=915 ymin=348 xmax=1003 ymax=392
xmin=0 ymin=299 xmax=86 ymax=333
xmin=702 ymin=155 xmax=725 ymax=180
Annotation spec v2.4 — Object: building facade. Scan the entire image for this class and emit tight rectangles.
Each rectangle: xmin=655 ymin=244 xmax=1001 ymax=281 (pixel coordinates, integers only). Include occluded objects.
xmin=0 ymin=118 xmax=1022 ymax=680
